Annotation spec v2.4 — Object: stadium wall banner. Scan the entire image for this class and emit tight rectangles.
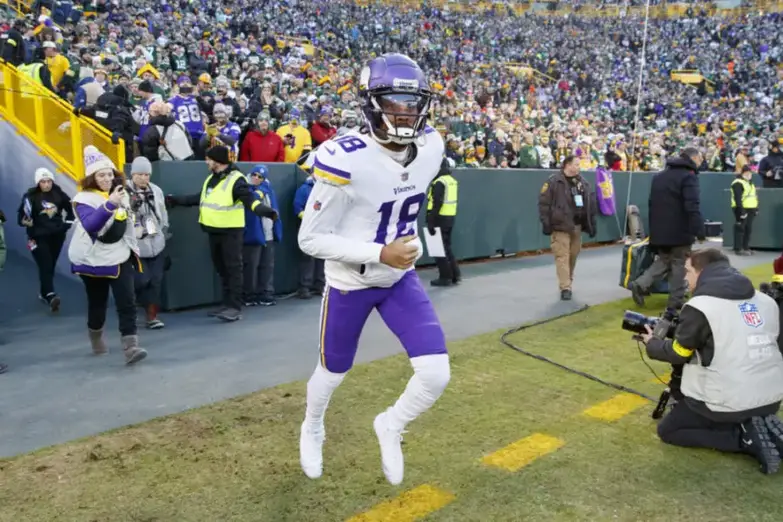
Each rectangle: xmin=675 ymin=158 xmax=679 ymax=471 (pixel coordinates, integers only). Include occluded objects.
xmin=595 ymin=166 xmax=616 ymax=216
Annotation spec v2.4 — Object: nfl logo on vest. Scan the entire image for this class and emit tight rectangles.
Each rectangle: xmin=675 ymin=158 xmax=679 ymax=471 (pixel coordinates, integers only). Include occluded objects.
xmin=739 ymin=302 xmax=764 ymax=328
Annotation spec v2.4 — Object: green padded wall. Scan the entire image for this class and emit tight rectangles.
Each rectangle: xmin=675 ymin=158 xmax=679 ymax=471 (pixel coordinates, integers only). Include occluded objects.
xmin=145 ymin=161 xmax=752 ymax=310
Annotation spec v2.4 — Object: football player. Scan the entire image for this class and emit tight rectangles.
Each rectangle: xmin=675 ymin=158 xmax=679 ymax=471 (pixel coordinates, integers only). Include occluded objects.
xmin=297 ymin=53 xmax=450 ymax=485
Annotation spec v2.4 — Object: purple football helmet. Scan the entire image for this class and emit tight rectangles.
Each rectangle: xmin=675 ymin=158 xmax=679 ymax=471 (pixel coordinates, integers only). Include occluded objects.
xmin=358 ymin=53 xmax=432 ymax=145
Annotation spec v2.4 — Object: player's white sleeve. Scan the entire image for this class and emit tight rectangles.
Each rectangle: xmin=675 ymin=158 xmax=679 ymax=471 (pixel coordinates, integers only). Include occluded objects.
xmin=298 ymin=181 xmax=384 ymax=265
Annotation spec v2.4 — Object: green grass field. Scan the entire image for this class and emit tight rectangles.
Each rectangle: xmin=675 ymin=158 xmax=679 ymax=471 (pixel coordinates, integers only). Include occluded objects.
xmin=1 ymin=264 xmax=781 ymax=522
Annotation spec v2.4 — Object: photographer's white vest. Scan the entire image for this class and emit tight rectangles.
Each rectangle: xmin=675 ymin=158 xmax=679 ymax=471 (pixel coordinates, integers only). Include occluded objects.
xmin=68 ymin=190 xmax=139 ymax=267
xmin=682 ymin=292 xmax=783 ymax=413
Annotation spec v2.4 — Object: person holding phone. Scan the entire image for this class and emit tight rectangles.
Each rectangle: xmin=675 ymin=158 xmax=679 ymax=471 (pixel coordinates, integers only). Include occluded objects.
xmin=67 ymin=146 xmax=148 ymax=365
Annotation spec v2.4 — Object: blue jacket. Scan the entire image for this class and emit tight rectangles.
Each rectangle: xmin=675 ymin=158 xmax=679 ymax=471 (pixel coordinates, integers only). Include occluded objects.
xmin=293 ymin=177 xmax=315 ymax=219
xmin=243 ymin=181 xmax=282 ymax=246
xmin=73 ymin=77 xmax=97 ymax=109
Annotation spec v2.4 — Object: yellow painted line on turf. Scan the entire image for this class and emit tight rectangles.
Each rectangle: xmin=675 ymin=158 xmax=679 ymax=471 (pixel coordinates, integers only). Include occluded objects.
xmin=582 ymin=393 xmax=650 ymax=422
xmin=650 ymin=372 xmax=671 ymax=384
xmin=481 ymin=432 xmax=565 ymax=473
xmin=346 ymin=484 xmax=455 ymax=522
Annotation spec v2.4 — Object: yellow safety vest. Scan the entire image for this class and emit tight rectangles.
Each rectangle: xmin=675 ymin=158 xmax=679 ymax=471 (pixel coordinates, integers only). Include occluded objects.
xmin=427 ymin=174 xmax=458 ymax=216
xmin=198 ymin=170 xmax=245 ymax=228
xmin=730 ymin=178 xmax=758 ymax=209
xmin=18 ymin=63 xmax=43 ymax=98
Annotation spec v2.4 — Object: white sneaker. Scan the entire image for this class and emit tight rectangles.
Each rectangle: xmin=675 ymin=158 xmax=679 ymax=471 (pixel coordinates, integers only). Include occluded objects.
xmin=373 ymin=411 xmax=405 ymax=485
xmin=300 ymin=421 xmax=325 ymax=479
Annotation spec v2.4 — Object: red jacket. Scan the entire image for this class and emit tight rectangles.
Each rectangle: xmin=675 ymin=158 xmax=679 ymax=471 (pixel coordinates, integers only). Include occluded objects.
xmin=239 ymin=130 xmax=285 ymax=163
xmin=310 ymin=122 xmax=337 ymax=147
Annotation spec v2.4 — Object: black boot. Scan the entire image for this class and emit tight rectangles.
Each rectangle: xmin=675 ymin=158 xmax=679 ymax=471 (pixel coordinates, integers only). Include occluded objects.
xmin=741 ymin=417 xmax=780 ymax=474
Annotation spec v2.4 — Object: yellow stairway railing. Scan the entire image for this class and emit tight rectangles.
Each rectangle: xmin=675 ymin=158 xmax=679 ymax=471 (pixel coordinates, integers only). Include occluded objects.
xmin=0 ymin=0 xmax=32 ymax=15
xmin=0 ymin=61 xmax=125 ymax=181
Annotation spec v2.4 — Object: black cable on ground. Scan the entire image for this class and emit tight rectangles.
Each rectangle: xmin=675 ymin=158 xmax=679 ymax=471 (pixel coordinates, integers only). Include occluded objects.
xmin=499 ymin=305 xmax=657 ymax=402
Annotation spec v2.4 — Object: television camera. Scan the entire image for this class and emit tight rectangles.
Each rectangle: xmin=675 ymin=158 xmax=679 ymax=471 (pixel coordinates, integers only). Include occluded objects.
xmin=621 ymin=308 xmax=682 ymax=420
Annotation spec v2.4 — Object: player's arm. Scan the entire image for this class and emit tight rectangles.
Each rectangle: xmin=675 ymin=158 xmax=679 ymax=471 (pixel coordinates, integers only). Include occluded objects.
xmin=298 ymin=179 xmax=383 ymax=264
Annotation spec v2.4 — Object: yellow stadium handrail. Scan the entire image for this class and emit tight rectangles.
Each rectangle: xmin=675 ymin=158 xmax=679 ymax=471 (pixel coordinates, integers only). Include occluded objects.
xmin=0 ymin=61 xmax=125 ymax=181
xmin=0 ymin=0 xmax=28 ymax=17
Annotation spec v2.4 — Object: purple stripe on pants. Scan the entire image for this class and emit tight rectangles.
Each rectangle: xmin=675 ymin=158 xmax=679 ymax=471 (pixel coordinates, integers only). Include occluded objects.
xmin=318 ymin=271 xmax=447 ymax=373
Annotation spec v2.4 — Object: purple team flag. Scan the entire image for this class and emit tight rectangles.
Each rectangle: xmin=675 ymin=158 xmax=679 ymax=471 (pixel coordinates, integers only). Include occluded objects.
xmin=595 ymin=166 xmax=616 ymax=216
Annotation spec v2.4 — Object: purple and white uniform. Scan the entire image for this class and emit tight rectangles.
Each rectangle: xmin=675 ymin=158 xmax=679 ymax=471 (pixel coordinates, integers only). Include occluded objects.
xmin=168 ymin=95 xmax=204 ymax=142
xmin=299 ymin=53 xmax=450 ymax=487
xmin=298 ymin=128 xmax=446 ymax=373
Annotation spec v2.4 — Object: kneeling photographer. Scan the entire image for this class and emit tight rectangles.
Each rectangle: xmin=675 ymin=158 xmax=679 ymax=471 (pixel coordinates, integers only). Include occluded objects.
xmin=640 ymin=248 xmax=783 ymax=474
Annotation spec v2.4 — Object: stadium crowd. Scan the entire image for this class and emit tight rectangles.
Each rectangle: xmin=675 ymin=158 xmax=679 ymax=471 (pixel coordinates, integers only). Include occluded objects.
xmin=1 ymin=0 xmax=782 ymax=173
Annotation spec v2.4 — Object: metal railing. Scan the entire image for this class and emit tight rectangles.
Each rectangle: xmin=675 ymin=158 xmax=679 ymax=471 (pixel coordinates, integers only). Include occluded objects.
xmin=0 ymin=0 xmax=32 ymax=15
xmin=0 ymin=61 xmax=125 ymax=181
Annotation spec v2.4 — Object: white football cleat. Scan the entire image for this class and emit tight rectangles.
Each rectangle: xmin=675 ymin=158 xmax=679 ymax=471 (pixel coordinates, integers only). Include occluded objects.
xmin=374 ymin=411 xmax=405 ymax=485
xmin=300 ymin=421 xmax=325 ymax=479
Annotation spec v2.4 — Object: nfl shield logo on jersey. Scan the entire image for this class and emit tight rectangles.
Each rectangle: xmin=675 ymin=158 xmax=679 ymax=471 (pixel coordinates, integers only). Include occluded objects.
xmin=739 ymin=302 xmax=764 ymax=328
xmin=400 ymin=172 xmax=409 ymax=182
xmin=313 ymin=200 xmax=322 ymax=211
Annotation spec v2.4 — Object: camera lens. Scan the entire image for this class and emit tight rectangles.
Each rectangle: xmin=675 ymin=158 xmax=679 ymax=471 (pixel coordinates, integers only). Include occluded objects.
xmin=621 ymin=310 xmax=657 ymax=335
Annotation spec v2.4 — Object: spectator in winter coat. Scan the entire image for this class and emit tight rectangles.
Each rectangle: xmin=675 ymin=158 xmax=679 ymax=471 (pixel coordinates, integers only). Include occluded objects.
xmin=73 ymin=71 xmax=105 ymax=110
xmin=293 ymin=175 xmax=324 ymax=298
xmin=200 ymin=103 xmax=241 ymax=159
xmin=83 ymin=85 xmax=139 ymax=162
xmin=336 ymin=109 xmax=360 ymax=136
xmin=239 ymin=111 xmax=285 ymax=163
xmin=242 ymin=165 xmax=283 ymax=306
xmin=127 ymin=157 xmax=169 ymax=329
xmin=68 ymin=146 xmax=147 ymax=365
xmin=17 ymin=168 xmax=74 ymax=312
xmin=133 ymin=80 xmax=163 ymax=141
xmin=212 ymin=77 xmax=241 ymax=121
xmin=758 ymin=141 xmax=783 ymax=188
xmin=1 ymin=19 xmax=28 ymax=67
xmin=310 ymin=107 xmax=337 ymax=147
xmin=277 ymin=109 xmax=312 ymax=163
xmin=140 ymin=101 xmax=193 ymax=162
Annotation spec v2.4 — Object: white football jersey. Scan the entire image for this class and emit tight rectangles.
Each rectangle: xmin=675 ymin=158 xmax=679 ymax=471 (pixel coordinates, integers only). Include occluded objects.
xmin=298 ymin=127 xmax=444 ymax=291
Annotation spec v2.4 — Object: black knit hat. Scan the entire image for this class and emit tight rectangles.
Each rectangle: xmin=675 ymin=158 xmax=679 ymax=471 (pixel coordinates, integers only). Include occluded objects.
xmin=138 ymin=80 xmax=154 ymax=93
xmin=206 ymin=145 xmax=231 ymax=165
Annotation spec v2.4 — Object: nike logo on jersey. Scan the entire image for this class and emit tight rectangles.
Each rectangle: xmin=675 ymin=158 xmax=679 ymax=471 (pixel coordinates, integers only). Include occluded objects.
xmin=324 ymin=145 xmax=336 ymax=155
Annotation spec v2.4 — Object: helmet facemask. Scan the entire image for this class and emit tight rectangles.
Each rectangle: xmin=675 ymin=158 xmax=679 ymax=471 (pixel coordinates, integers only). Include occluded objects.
xmin=363 ymin=91 xmax=431 ymax=145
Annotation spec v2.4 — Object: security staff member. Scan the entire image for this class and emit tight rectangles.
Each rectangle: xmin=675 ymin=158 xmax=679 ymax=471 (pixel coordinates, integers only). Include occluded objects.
xmin=641 ymin=248 xmax=783 ymax=474
xmin=0 ymin=19 xmax=27 ymax=67
xmin=631 ymin=147 xmax=705 ymax=312
xmin=538 ymin=155 xmax=597 ymax=301
xmin=731 ymin=166 xmax=758 ymax=256
xmin=427 ymin=157 xmax=460 ymax=287
xmin=167 ymin=145 xmax=277 ymax=322
xmin=18 ymin=53 xmax=55 ymax=92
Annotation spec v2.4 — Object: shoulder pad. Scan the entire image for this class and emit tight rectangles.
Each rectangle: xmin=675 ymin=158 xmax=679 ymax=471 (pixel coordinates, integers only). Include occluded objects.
xmin=423 ymin=126 xmax=444 ymax=147
xmin=311 ymin=143 xmax=354 ymax=186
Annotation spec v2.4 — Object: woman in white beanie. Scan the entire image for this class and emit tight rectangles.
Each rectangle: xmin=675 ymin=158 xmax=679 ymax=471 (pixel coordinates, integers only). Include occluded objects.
xmin=68 ymin=146 xmax=148 ymax=365
xmin=16 ymin=167 xmax=75 ymax=312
